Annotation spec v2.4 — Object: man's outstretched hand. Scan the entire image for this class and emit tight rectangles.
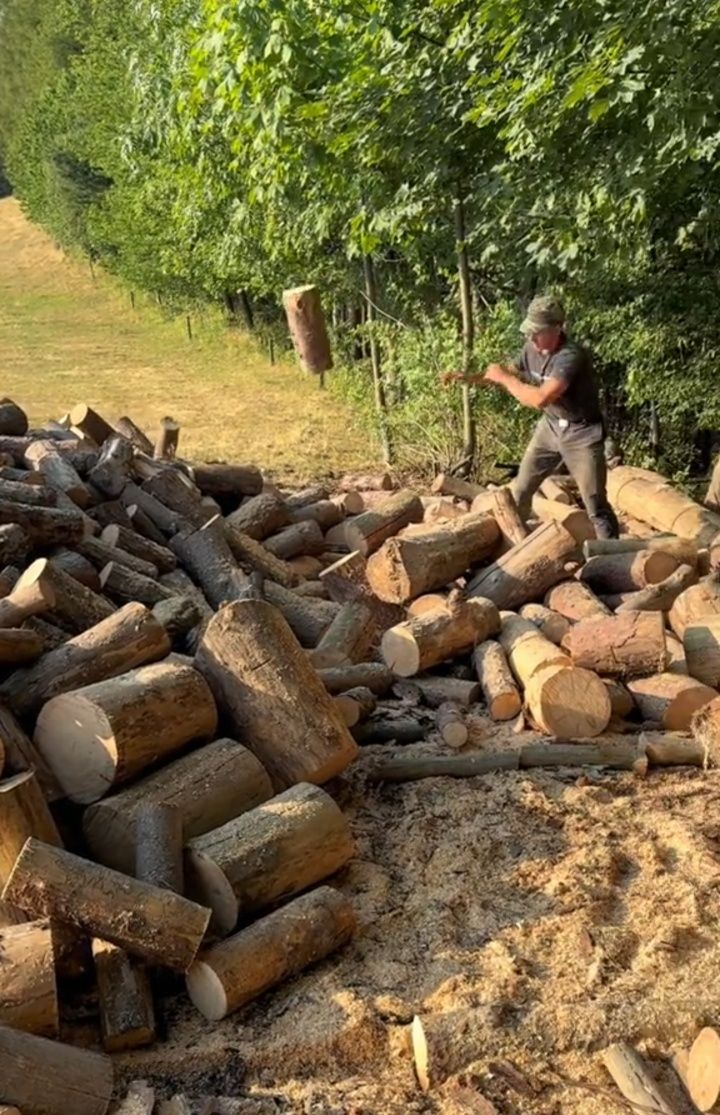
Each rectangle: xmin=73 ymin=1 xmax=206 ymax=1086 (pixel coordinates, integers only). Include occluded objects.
xmin=483 ymin=363 xmax=508 ymax=385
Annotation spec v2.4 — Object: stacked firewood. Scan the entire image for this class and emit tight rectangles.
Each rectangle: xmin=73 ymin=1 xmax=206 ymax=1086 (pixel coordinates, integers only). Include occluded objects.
xmin=0 ymin=398 xmax=720 ymax=1113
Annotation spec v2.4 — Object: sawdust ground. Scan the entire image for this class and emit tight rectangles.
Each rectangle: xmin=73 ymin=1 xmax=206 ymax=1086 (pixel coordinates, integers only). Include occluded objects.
xmin=106 ymin=732 xmax=720 ymax=1114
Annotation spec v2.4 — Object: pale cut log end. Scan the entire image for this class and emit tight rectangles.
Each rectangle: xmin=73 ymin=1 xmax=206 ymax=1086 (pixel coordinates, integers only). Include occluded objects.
xmin=688 ymin=1026 xmax=720 ymax=1111
xmin=489 ymin=692 xmax=523 ymax=721
xmin=34 ymin=694 xmax=116 ymax=804
xmin=185 ymin=959 xmax=228 ymax=1022
xmin=184 ymin=850 xmax=239 ymax=936
xmin=411 ymin=1015 xmax=431 ymax=1091
xmin=380 ymin=626 xmax=419 ymax=677
xmin=527 ymin=665 xmax=611 ymax=739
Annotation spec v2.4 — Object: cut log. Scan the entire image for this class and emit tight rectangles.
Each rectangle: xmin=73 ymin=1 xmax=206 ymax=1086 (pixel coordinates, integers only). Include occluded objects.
xmin=366 ymin=512 xmax=500 ymax=604
xmin=120 ymin=482 xmax=184 ymax=536
xmin=411 ymin=675 xmax=480 ymax=708
xmin=282 ymin=284 xmax=333 ymax=374
xmin=580 ymin=550 xmax=679 ymax=594
xmin=191 ymin=463 xmax=263 ymax=500
xmin=431 ymin=474 xmax=484 ymax=501
xmin=0 ymin=707 xmax=59 ymax=800
xmin=284 ymin=485 xmax=330 ymax=509
xmin=152 ymin=594 xmax=201 ymax=643
xmin=100 ymin=523 xmax=175 ymax=574
xmin=422 ymin=497 xmax=466 ymax=526
xmin=91 ymin=939 xmax=155 ymax=1053
xmin=263 ymin=519 xmax=325 ymax=560
xmin=34 ymin=661 xmax=218 ymax=804
xmin=24 ymin=440 xmax=90 ymax=507
xmin=185 ymin=783 xmax=353 ymax=935
xmin=19 ymin=558 xmax=114 ymax=635
xmin=333 ymin=687 xmax=377 ymax=727
xmin=0 ymin=771 xmax=61 ymax=886
xmin=186 ymin=886 xmax=354 ymax=1021
xmin=471 ymin=487 xmax=527 ymax=550
xmin=604 ymin=678 xmax=635 ymax=718
xmin=369 ymin=751 xmax=521 ymax=782
xmin=22 ymin=617 xmax=67 ymax=653
xmin=518 ymin=603 xmax=570 ymax=645
xmin=2 ymin=839 xmax=210 ymax=971
xmin=641 ymin=731 xmax=705 ymax=767
xmin=291 ymin=500 xmax=343 ymax=531
xmin=499 ymin=612 xmax=568 ymax=680
xmin=668 ymin=575 xmax=720 ymax=638
xmin=0 ymin=561 xmax=56 ymax=629
xmin=540 ymin=475 xmax=573 ymax=504
xmin=115 ymin=415 xmax=153 ymax=454
xmin=583 ymin=534 xmax=699 ymax=565
xmin=611 ymin=562 xmax=697 ymax=613
xmin=170 ymin=519 xmax=249 ymax=609
xmin=142 ymin=471 xmax=212 ymax=528
xmin=0 ymin=478 xmax=55 ymax=507
xmin=0 ymin=400 xmax=28 ymax=437
xmin=466 ymin=521 xmax=578 ymax=609
xmin=99 ymin=560 xmax=174 ymax=606
xmin=83 ymin=737 xmax=272 ymax=873
xmin=0 ymin=919 xmax=58 ymax=1036
xmin=0 ymin=629 xmax=43 ymax=664
xmin=687 ymin=1027 xmax=720 ymax=1112
xmin=436 ymin=702 xmax=468 ymax=749
xmin=288 ymin=554 xmax=323 ymax=579
xmin=531 ymin=495 xmax=595 ymax=543
xmin=223 ymin=524 xmax=299 ymax=588
xmin=381 ymin=597 xmax=500 ymax=677
xmin=318 ymin=550 xmax=405 ymax=631
xmin=407 ymin=594 xmax=449 ymax=617
xmin=608 ymin=466 xmax=720 ymax=547
xmin=134 ymin=802 xmax=183 ymax=894
xmin=263 ymin=580 xmax=339 ymax=646
xmin=683 ymin=616 xmax=720 ymax=687
xmin=225 ymin=493 xmax=289 ymax=541
xmin=90 ymin=498 xmax=134 ymax=532
xmin=309 ymin=601 xmax=374 ymax=668
xmin=317 ymin=662 xmax=393 ymax=695
xmin=339 ymin=471 xmax=394 ymax=493
xmin=354 ymin=718 xmax=429 ymax=744
xmin=544 ymin=580 xmax=610 ymax=622
xmin=325 ymin=490 xmax=423 ymax=557
xmin=69 ymin=404 xmax=114 ymax=446
xmin=0 ymin=565 xmax=19 ymax=598
xmin=0 ymin=501 xmax=85 ymax=548
xmin=602 ymin=1042 xmax=681 ymax=1115
xmin=0 ymin=525 xmax=29 ymax=567
xmin=49 ymin=547 xmax=101 ymax=590
xmin=0 ymin=602 xmax=170 ymax=718
xmin=79 ymin=535 xmax=158 ymax=580
xmin=153 ymin=416 xmax=180 ymax=460
xmin=627 ymin=674 xmax=717 ymax=730
xmin=0 ymin=1023 xmax=114 ymax=1115
xmin=562 ymin=612 xmax=667 ymax=679
xmin=472 ymin=641 xmax=522 ymax=721
xmin=331 ymin=491 xmax=364 ymax=516
xmin=691 ymin=696 xmax=720 ymax=766
xmin=88 ymin=435 xmax=134 ymax=498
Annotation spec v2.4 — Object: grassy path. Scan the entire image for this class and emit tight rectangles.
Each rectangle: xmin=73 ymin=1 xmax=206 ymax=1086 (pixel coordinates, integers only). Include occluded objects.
xmin=0 ymin=198 xmax=376 ymax=481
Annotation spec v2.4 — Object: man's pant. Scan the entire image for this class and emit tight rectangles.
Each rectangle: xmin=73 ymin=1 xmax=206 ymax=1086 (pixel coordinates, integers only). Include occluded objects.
xmin=511 ymin=418 xmax=619 ymax=540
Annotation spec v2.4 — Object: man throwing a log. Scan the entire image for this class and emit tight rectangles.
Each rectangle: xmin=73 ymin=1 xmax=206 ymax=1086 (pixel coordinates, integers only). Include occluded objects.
xmin=447 ymin=294 xmax=619 ymax=539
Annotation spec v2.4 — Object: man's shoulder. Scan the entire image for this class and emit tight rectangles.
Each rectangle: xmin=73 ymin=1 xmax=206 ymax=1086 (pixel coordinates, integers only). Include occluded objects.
xmin=553 ymin=338 xmax=593 ymax=372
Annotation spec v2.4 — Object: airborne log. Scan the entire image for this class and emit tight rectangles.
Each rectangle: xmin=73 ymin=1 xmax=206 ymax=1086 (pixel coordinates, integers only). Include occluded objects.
xmin=544 ymin=580 xmax=610 ymax=622
xmin=0 ymin=1023 xmax=114 ymax=1115
xmin=34 ymin=661 xmax=218 ymax=804
xmin=186 ymin=886 xmax=355 ymax=1021
xmin=627 ymin=674 xmax=717 ymax=730
xmin=185 ymin=783 xmax=353 ymax=934
xmin=225 ymin=492 xmax=289 ymax=541
xmin=195 ymin=600 xmax=358 ymax=789
xmin=325 ymin=490 xmax=423 ymax=556
xmin=91 ymin=939 xmax=155 ymax=1052
xmin=381 ymin=597 xmax=501 ymax=677
xmin=83 ymin=737 xmax=272 ymax=873
xmin=562 ymin=612 xmax=668 ymax=679
xmin=0 ymin=919 xmax=58 ymax=1037
xmin=282 ymin=284 xmax=333 ymax=374
xmin=466 ymin=521 xmax=578 ymax=609
xmin=2 ymin=839 xmax=210 ymax=971
xmin=472 ymin=641 xmax=522 ymax=721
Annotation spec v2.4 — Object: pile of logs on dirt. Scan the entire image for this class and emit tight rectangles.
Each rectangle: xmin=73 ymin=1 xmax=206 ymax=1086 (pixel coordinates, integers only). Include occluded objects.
xmin=0 ymin=399 xmax=719 ymax=1112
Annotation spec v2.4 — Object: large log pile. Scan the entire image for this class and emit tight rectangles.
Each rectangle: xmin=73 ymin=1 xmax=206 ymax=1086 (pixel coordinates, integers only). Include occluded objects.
xmin=0 ymin=399 xmax=718 ymax=1110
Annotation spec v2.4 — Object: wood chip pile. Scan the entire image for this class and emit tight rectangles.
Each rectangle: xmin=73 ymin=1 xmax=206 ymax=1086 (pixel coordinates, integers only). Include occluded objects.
xmin=0 ymin=399 xmax=718 ymax=1113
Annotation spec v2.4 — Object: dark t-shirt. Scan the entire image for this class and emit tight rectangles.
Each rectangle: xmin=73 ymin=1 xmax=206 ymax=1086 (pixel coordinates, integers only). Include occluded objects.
xmin=514 ymin=336 xmax=603 ymax=431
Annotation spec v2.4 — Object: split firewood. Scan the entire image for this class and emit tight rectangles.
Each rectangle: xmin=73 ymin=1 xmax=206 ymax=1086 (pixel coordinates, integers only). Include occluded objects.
xmin=290 ymin=500 xmax=344 ymax=531
xmin=225 ymin=492 xmax=289 ymax=541
xmin=531 ymin=495 xmax=594 ymax=543
xmin=0 ymin=500 xmax=86 ymax=547
xmin=224 ymin=524 xmax=300 ymax=588
xmin=99 ymin=560 xmax=175 ymax=607
xmin=430 ymin=474 xmax=484 ymax=501
xmin=263 ymin=518 xmax=325 ymax=559
xmin=472 ymin=641 xmax=521 ymax=721
xmin=170 ymin=518 xmax=249 ymax=608
xmin=436 ymin=702 xmax=468 ymax=749
xmin=185 ymin=783 xmax=353 ymax=935
xmin=0 ymin=524 xmax=29 ymax=567
xmin=84 ymin=737 xmax=272 ymax=873
xmin=34 ymin=660 xmax=218 ymax=804
xmin=309 ymin=600 xmax=375 ymax=668
xmin=365 ymin=512 xmax=499 ymax=604
xmin=466 ymin=521 xmax=578 ymax=609
xmin=580 ymin=549 xmax=679 ymax=594
xmin=686 ymin=1026 xmax=720 ymax=1112
xmin=3 ymin=839 xmax=210 ymax=971
xmin=24 ymin=439 xmax=91 ymax=507
xmin=333 ymin=687 xmax=377 ymax=727
xmin=69 ymin=404 xmax=114 ymax=446
xmin=544 ymin=579 xmax=610 ymax=622
xmin=0 ymin=918 xmax=58 ymax=1037
xmin=609 ymin=562 xmax=698 ymax=613
xmin=0 ymin=1023 xmax=114 ymax=1115
xmin=518 ymin=603 xmax=570 ymax=645
xmin=50 ymin=547 xmax=102 ymax=590
xmin=191 ymin=462 xmax=263 ymax=501
xmin=381 ymin=596 xmax=500 ymax=677
xmin=608 ymin=465 xmax=720 ymax=546
xmin=562 ymin=612 xmax=668 ymax=679
xmin=88 ymin=435 xmax=134 ymax=498
xmin=186 ymin=886 xmax=355 ymax=1021
xmin=412 ymin=675 xmax=480 ymax=708
xmin=196 ymin=600 xmax=358 ymax=789
xmin=628 ymin=674 xmax=717 ymax=731
xmin=602 ymin=1042 xmax=680 ymax=1115
xmin=691 ymin=697 xmax=720 ymax=766
xmin=668 ymin=574 xmax=720 ymax=638
xmin=317 ymin=662 xmax=393 ymax=695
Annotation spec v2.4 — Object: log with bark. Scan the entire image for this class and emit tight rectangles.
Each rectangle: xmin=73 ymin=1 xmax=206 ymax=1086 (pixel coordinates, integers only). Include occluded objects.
xmin=223 ymin=524 xmax=300 ymax=588
xmin=120 ymin=482 xmax=185 ymax=536
xmin=0 ymin=918 xmax=58 ymax=1037
xmin=579 ymin=550 xmax=679 ymax=594
xmin=531 ymin=495 xmax=595 ymax=544
xmin=602 ymin=1042 xmax=680 ymax=1115
xmin=604 ymin=678 xmax=635 ymax=718
xmin=609 ymin=563 xmax=697 ymax=613
xmin=583 ymin=534 xmax=699 ymax=565
xmin=331 ymin=490 xmax=364 ymax=516
xmin=185 ymin=783 xmax=353 ymax=935
xmin=90 ymin=498 xmax=135 ymax=532
xmin=69 ymin=404 xmax=114 ymax=446
xmin=263 ymin=519 xmax=326 ymax=560
xmin=436 ymin=702 xmax=468 ymax=749
xmin=0 ymin=771 xmax=62 ymax=887
xmin=640 ymin=731 xmax=705 ymax=767
xmin=333 ymin=687 xmax=377 ymax=727
xmin=282 ymin=285 xmax=333 ymax=374
xmin=79 ymin=534 xmax=159 ymax=580
xmin=318 ymin=551 xmax=405 ymax=631
xmin=309 ymin=600 xmax=374 ymax=668
xmin=262 ymin=580 xmax=339 ymax=646
xmin=195 ymin=600 xmax=358 ymax=789
xmin=24 ymin=439 xmax=91 ymax=507
xmin=134 ymin=802 xmax=184 ymax=895
xmin=365 ymin=512 xmax=500 ymax=604
xmin=83 ymin=737 xmax=273 ymax=873
xmin=2 ymin=839 xmax=210 ymax=971
xmin=91 ymin=939 xmax=156 ymax=1052
xmin=34 ymin=660 xmax=218 ymax=804
xmin=290 ymin=500 xmax=344 ymax=531
xmin=0 ymin=501 xmax=86 ymax=548
xmin=472 ymin=641 xmax=522 ymax=721
xmin=225 ymin=492 xmax=289 ymax=541
xmin=0 ymin=400 xmax=28 ymax=438
xmin=466 ymin=521 xmax=578 ymax=609
xmin=0 ymin=478 xmax=56 ymax=507
xmin=0 ymin=629 xmax=43 ymax=664
xmin=114 ymin=415 xmax=153 ymax=454
xmin=381 ymin=596 xmax=500 ymax=677
xmin=544 ymin=579 xmax=611 ymax=623
xmin=411 ymin=675 xmax=480 ymax=708
xmin=99 ymin=560 xmax=175 ymax=607
xmin=88 ymin=435 xmax=134 ymax=498
xmin=100 ymin=522 xmax=176 ymax=573
xmin=152 ymin=594 xmax=201 ymax=644
xmin=518 ymin=603 xmax=570 ymax=645
xmin=0 ymin=560 xmax=54 ymax=629
xmin=170 ymin=518 xmax=249 ymax=609
xmin=0 ymin=1022 xmax=114 ymax=1115
xmin=562 ymin=612 xmax=668 ymax=679
xmin=683 ymin=616 xmax=720 ymax=688
xmin=317 ymin=662 xmax=393 ymax=695
xmin=668 ymin=574 xmax=720 ymax=638
xmin=325 ymin=490 xmax=423 ymax=556
xmin=285 ymin=484 xmax=330 ymax=509
xmin=190 ymin=462 xmax=263 ymax=501
xmin=49 ymin=547 xmax=101 ymax=590
xmin=354 ymin=718 xmax=430 ymax=745
xmin=627 ymin=673 xmax=717 ymax=730
xmin=0 ymin=524 xmax=29 ymax=567
xmin=186 ymin=886 xmax=354 ymax=1021
xmin=368 ymin=751 xmax=521 ymax=781
xmin=289 ymin=554 xmax=324 ymax=579
xmin=430 ymin=474 xmax=484 ymax=501
xmin=608 ymin=466 xmax=720 ymax=546
xmin=14 ymin=558 xmax=114 ymax=635
xmin=142 ymin=470 xmax=214 ymax=528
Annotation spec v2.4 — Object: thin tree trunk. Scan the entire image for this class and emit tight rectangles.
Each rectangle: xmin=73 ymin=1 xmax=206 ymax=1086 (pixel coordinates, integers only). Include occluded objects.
xmin=238 ymin=290 xmax=254 ymax=331
xmin=453 ymin=195 xmax=477 ymax=471
xmin=363 ymin=255 xmax=392 ymax=464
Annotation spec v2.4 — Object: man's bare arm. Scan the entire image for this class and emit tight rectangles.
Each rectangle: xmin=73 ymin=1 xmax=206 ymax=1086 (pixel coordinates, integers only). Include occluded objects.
xmin=484 ymin=365 xmax=567 ymax=410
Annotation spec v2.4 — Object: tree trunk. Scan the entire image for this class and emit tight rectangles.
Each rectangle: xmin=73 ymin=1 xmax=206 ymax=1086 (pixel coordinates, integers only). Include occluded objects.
xmin=454 ymin=195 xmax=476 ymax=468
xmin=0 ymin=501 xmax=85 ymax=548
xmin=91 ymin=939 xmax=155 ymax=1052
xmin=282 ymin=285 xmax=333 ymax=374
xmin=0 ymin=1023 xmax=113 ymax=1115
xmin=99 ymin=560 xmax=175 ymax=607
xmin=668 ymin=575 xmax=720 ymax=638
xmin=531 ymin=495 xmax=594 ymax=544
xmin=191 ymin=463 xmax=263 ymax=500
xmin=363 ymin=255 xmax=391 ymax=463
xmin=325 ymin=490 xmax=423 ymax=557
xmin=263 ymin=519 xmax=326 ymax=560
xmin=88 ymin=435 xmax=133 ymax=498
xmin=134 ymin=802 xmax=184 ymax=894
xmin=223 ymin=524 xmax=299 ymax=588
xmin=466 ymin=521 xmax=578 ymax=609
xmin=225 ymin=493 xmax=289 ymax=541
xmin=3 ymin=839 xmax=210 ymax=971
xmin=562 ymin=612 xmax=667 ymax=679
xmin=366 ymin=512 xmax=499 ymax=604
xmin=197 ymin=601 xmax=357 ymax=788
xmin=602 ymin=1042 xmax=680 ymax=1115
xmin=579 ymin=550 xmax=679 ymax=594
xmin=612 ymin=563 xmax=697 ymax=613
xmin=100 ymin=523 xmax=176 ymax=573
xmin=316 ymin=662 xmax=393 ymax=695
xmin=170 ymin=519 xmax=249 ymax=609
xmin=185 ymin=783 xmax=353 ymax=935
xmin=0 ymin=602 xmax=169 ymax=718
xmin=33 ymin=661 xmax=218 ymax=804
xmin=518 ymin=603 xmax=570 ymax=645
xmin=83 ymin=737 xmax=272 ymax=874
xmin=69 ymin=404 xmax=114 ymax=446
xmin=115 ymin=416 xmax=153 ymax=455
xmin=0 ymin=919 xmax=58 ymax=1036
xmin=436 ymin=702 xmax=468 ymax=749
xmin=186 ymin=886 xmax=354 ymax=1021
xmin=473 ymin=641 xmax=522 ymax=721
xmin=263 ymin=581 xmax=339 ymax=646
xmin=24 ymin=440 xmax=90 ymax=507
xmin=381 ymin=597 xmax=500 ymax=677
xmin=544 ymin=580 xmax=610 ymax=622
xmin=309 ymin=600 xmax=374 ymax=668
xmin=627 ymin=673 xmax=717 ymax=730
xmin=608 ymin=466 xmax=720 ymax=547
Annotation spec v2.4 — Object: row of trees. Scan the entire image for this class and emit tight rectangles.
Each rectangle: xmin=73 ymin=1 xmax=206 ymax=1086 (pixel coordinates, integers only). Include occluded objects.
xmin=2 ymin=0 xmax=720 ymax=475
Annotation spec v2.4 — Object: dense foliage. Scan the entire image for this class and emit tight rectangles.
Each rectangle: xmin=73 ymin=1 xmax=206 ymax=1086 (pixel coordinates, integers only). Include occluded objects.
xmin=2 ymin=0 xmax=720 ymax=475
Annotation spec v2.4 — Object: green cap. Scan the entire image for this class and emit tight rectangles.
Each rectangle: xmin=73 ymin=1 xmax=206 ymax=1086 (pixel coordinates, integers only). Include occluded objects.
xmin=520 ymin=295 xmax=566 ymax=336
